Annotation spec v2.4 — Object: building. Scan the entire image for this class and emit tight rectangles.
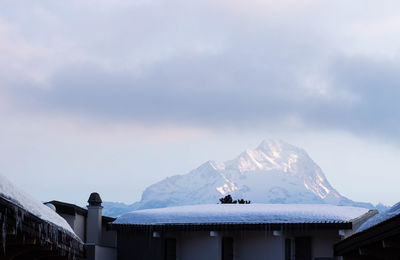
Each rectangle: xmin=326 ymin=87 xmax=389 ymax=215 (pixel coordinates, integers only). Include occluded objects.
xmin=0 ymin=174 xmax=83 ymax=260
xmin=111 ymin=204 xmax=376 ymax=260
xmin=334 ymin=202 xmax=400 ymax=260
xmin=46 ymin=193 xmax=117 ymax=260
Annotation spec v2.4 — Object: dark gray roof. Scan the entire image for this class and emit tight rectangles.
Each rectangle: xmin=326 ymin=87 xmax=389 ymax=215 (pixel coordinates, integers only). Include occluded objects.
xmin=46 ymin=200 xmax=116 ymax=223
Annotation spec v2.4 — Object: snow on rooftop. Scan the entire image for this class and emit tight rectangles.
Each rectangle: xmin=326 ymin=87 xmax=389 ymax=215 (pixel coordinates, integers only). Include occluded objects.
xmin=0 ymin=174 xmax=76 ymax=236
xmin=357 ymin=202 xmax=400 ymax=233
xmin=114 ymin=204 xmax=369 ymax=225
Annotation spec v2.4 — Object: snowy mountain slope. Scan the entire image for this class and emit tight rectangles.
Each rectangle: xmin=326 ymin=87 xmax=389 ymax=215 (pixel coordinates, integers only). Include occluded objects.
xmin=138 ymin=139 xmax=344 ymax=209
xmin=103 ymin=139 xmax=385 ymax=216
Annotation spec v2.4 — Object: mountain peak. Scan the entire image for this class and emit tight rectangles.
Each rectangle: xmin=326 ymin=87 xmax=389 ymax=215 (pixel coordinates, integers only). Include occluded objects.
xmin=128 ymin=139 xmax=360 ymax=210
xmin=257 ymin=139 xmax=302 ymax=154
xmin=258 ymin=138 xmax=283 ymax=147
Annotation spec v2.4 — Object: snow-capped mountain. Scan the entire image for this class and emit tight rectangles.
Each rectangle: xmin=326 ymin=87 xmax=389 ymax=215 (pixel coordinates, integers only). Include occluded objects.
xmin=103 ymin=139 xmax=382 ymax=216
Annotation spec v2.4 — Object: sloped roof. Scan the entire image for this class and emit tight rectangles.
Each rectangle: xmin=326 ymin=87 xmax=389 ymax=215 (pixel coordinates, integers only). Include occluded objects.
xmin=46 ymin=200 xmax=116 ymax=223
xmin=0 ymin=174 xmax=83 ymax=258
xmin=114 ymin=203 xmax=370 ymax=225
xmin=356 ymin=202 xmax=400 ymax=233
xmin=334 ymin=203 xmax=400 ymax=257
xmin=0 ymin=174 xmax=75 ymax=235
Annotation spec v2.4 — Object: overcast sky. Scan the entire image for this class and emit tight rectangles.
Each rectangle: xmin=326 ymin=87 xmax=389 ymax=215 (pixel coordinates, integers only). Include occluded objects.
xmin=1 ymin=0 xmax=400 ymax=206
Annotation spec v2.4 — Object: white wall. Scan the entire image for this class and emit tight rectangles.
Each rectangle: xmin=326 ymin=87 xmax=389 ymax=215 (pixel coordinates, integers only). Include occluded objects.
xmin=286 ymin=229 xmax=342 ymax=259
xmin=312 ymin=230 xmax=341 ymax=258
xmin=235 ymin=231 xmax=284 ymax=260
xmin=59 ymin=213 xmax=75 ymax=230
xmin=74 ymin=213 xmax=86 ymax=241
xmin=167 ymin=228 xmax=343 ymax=260
xmin=176 ymin=232 xmax=220 ymax=260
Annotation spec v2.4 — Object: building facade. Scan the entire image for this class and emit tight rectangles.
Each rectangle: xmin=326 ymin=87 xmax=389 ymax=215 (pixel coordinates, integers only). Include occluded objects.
xmin=335 ymin=202 xmax=400 ymax=260
xmin=46 ymin=193 xmax=117 ymax=260
xmin=111 ymin=204 xmax=376 ymax=260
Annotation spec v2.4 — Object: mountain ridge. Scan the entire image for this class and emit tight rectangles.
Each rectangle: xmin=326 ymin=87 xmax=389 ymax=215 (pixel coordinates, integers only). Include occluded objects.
xmin=103 ymin=139 xmax=388 ymax=217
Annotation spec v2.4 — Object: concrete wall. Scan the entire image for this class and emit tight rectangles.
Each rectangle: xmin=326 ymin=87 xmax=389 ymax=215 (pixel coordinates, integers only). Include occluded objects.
xmin=86 ymin=244 xmax=117 ymax=260
xmin=87 ymin=206 xmax=102 ymax=244
xmin=312 ymin=231 xmax=339 ymax=258
xmin=177 ymin=232 xmax=221 ymax=260
xmin=117 ymin=231 xmax=163 ymax=260
xmin=58 ymin=212 xmax=86 ymax=241
xmin=101 ymin=224 xmax=117 ymax=247
xmin=95 ymin=245 xmax=117 ymax=260
xmin=117 ymin=228 xmax=344 ymax=260
xmin=59 ymin=213 xmax=75 ymax=230
xmin=56 ymin=210 xmax=118 ymax=260
xmin=74 ymin=213 xmax=86 ymax=241
xmin=234 ymin=231 xmax=284 ymax=260
xmin=286 ymin=229 xmax=341 ymax=259
xmin=172 ymin=230 xmax=336 ymax=260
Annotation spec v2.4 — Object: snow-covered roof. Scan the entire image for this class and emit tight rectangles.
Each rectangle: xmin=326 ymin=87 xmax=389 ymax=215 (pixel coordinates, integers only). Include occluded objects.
xmin=0 ymin=174 xmax=75 ymax=235
xmin=114 ymin=204 xmax=370 ymax=225
xmin=357 ymin=202 xmax=400 ymax=233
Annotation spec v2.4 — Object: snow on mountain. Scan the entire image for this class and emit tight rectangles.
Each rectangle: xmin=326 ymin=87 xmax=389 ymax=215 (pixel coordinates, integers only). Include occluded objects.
xmin=103 ymin=139 xmax=383 ymax=216
xmin=136 ymin=139 xmax=343 ymax=209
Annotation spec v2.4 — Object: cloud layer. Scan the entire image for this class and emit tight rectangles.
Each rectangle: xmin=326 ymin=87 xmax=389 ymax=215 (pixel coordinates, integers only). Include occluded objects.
xmin=1 ymin=0 xmax=400 ymax=142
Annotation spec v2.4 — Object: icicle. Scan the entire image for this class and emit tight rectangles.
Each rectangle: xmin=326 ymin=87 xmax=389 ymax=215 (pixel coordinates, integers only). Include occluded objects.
xmin=15 ymin=211 xmax=21 ymax=233
xmin=20 ymin=210 xmax=25 ymax=222
xmin=55 ymin=228 xmax=58 ymax=244
xmin=43 ymin=222 xmax=49 ymax=242
xmin=47 ymin=224 xmax=52 ymax=242
xmin=61 ymin=231 xmax=66 ymax=244
xmin=52 ymin=226 xmax=58 ymax=245
xmin=38 ymin=223 xmax=44 ymax=245
xmin=9 ymin=206 xmax=17 ymax=235
xmin=2 ymin=208 xmax=7 ymax=255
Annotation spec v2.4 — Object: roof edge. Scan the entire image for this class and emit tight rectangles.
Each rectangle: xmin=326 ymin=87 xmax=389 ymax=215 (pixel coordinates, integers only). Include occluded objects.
xmin=46 ymin=200 xmax=116 ymax=222
xmin=335 ymin=213 xmax=400 ymax=256
xmin=0 ymin=196 xmax=84 ymax=258
xmin=110 ymin=222 xmax=353 ymax=232
xmin=350 ymin=209 xmax=379 ymax=231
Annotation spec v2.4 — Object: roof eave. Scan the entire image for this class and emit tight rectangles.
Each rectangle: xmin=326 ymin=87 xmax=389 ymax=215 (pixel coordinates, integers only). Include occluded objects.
xmin=110 ymin=222 xmax=352 ymax=232
xmin=335 ymin=214 xmax=400 ymax=256
xmin=46 ymin=200 xmax=116 ymax=222
xmin=0 ymin=196 xmax=84 ymax=258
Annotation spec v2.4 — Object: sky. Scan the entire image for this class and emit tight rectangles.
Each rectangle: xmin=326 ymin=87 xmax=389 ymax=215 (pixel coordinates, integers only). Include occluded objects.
xmin=1 ymin=0 xmax=400 ymax=206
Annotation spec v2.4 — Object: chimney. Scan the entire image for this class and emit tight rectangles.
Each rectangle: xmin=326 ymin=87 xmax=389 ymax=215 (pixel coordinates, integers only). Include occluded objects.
xmin=87 ymin=192 xmax=103 ymax=244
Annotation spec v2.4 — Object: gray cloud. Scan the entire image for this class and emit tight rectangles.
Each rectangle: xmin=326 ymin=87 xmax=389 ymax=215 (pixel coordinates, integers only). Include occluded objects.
xmin=19 ymin=59 xmax=296 ymax=124
xmin=320 ymin=56 xmax=400 ymax=139
xmin=10 ymin=53 xmax=399 ymax=142
xmin=2 ymin=0 xmax=400 ymax=142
